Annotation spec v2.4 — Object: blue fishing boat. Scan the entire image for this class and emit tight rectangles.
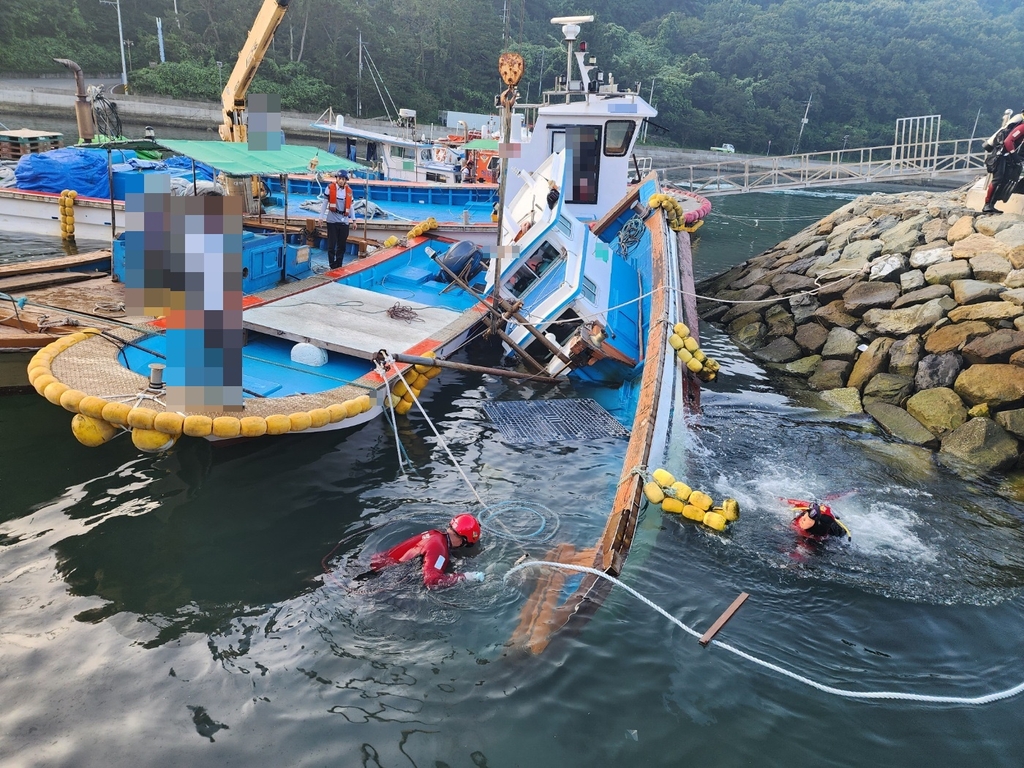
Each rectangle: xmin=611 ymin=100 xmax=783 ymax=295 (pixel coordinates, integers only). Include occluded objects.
xmin=25 ymin=21 xmax=711 ymax=651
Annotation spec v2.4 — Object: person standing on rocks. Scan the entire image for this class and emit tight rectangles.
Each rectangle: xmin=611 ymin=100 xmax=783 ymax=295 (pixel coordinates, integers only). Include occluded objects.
xmin=981 ymin=113 xmax=1024 ymax=214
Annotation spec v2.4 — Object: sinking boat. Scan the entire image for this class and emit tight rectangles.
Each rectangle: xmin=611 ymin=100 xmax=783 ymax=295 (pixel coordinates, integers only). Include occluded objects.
xmin=24 ymin=23 xmax=711 ymax=653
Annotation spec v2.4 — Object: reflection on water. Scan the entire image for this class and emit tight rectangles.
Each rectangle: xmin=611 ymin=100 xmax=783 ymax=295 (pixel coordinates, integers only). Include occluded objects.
xmin=3 ymin=192 xmax=1024 ymax=767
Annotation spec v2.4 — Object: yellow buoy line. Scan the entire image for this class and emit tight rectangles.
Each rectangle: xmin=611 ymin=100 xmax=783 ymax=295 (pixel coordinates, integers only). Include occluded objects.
xmin=641 ymin=466 xmax=739 ymax=533
xmin=27 ymin=328 xmax=373 ymax=452
xmin=59 ymin=189 xmax=76 ymax=241
xmin=504 ymin=561 xmax=1024 ymax=705
xmin=669 ymin=321 xmax=720 ymax=383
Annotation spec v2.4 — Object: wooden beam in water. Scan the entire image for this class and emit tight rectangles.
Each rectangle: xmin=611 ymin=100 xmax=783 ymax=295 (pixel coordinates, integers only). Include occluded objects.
xmin=0 ymin=250 xmax=111 ymax=278
xmin=699 ymin=592 xmax=749 ymax=647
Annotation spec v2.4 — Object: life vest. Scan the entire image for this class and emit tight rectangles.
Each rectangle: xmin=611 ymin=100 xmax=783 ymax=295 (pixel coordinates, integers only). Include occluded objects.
xmin=327 ymin=182 xmax=352 ymax=215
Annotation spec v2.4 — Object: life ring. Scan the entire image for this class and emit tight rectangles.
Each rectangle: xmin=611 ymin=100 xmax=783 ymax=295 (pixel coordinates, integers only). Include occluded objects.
xmin=433 ymin=146 xmax=447 ymax=162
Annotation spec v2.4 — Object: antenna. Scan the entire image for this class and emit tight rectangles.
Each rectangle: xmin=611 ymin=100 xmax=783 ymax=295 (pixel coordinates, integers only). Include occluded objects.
xmin=551 ymin=15 xmax=593 ymax=104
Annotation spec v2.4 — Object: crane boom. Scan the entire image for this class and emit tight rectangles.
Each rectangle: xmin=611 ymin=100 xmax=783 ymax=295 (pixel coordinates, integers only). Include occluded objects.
xmin=219 ymin=0 xmax=290 ymax=142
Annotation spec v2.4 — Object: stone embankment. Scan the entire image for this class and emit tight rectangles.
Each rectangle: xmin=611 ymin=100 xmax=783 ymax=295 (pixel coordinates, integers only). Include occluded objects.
xmin=697 ymin=189 xmax=1024 ymax=478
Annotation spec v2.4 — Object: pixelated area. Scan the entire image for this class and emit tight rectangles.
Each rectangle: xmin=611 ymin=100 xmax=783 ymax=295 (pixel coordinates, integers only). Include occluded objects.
xmin=124 ymin=183 xmax=244 ymax=412
xmin=498 ymin=142 xmax=521 ymax=158
xmin=248 ymin=93 xmax=282 ymax=152
xmin=568 ymin=126 xmax=600 ymax=204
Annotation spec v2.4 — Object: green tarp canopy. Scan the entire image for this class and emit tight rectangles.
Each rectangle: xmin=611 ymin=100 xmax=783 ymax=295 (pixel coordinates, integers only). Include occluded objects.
xmin=462 ymin=139 xmax=498 ymax=150
xmin=156 ymin=140 xmax=364 ymax=176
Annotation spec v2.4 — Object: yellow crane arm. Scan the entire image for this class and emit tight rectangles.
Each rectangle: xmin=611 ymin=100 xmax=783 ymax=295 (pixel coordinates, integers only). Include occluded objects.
xmin=219 ymin=0 xmax=290 ymax=142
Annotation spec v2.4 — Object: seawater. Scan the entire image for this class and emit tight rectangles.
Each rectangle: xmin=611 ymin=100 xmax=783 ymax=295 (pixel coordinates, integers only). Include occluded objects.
xmin=2 ymin=188 xmax=1024 ymax=767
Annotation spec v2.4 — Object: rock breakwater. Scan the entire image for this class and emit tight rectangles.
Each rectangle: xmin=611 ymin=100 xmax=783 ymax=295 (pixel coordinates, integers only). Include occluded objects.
xmin=697 ymin=189 xmax=1024 ymax=478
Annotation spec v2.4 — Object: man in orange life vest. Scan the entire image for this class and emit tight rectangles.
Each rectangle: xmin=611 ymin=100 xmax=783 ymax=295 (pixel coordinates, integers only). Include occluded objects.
xmin=319 ymin=170 xmax=353 ymax=268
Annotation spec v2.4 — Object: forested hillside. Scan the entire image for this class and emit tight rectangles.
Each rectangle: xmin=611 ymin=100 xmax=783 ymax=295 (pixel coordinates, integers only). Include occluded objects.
xmin=2 ymin=0 xmax=1023 ymax=153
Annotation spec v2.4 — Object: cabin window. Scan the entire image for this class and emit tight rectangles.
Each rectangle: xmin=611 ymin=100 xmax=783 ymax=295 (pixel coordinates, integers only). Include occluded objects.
xmin=557 ymin=214 xmax=573 ymax=238
xmin=420 ymin=148 xmax=433 ymax=163
xmin=550 ymin=130 xmax=565 ymax=155
xmin=390 ymin=145 xmax=409 ymax=159
xmin=604 ymin=121 xmax=635 ymax=157
xmin=582 ymin=276 xmax=598 ymax=304
xmin=366 ymin=142 xmax=378 ymax=163
xmin=567 ymin=125 xmax=600 ymax=205
xmin=509 ymin=240 xmax=562 ymax=298
xmin=425 ymin=171 xmax=448 ymax=183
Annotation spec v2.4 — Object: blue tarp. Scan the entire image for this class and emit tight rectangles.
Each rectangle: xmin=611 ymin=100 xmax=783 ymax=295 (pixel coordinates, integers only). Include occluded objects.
xmin=15 ymin=147 xmax=113 ymax=198
xmin=163 ymin=154 xmax=217 ymax=182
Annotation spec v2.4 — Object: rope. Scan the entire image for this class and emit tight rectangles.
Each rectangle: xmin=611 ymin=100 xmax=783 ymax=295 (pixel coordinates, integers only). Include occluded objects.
xmin=505 ymin=561 xmax=1024 ymax=706
xmin=385 ymin=303 xmax=423 ymax=323
xmin=617 ymin=216 xmax=646 ymax=256
xmin=382 ymin=351 xmax=486 ymax=507
xmin=94 ymin=302 xmax=126 ymax=315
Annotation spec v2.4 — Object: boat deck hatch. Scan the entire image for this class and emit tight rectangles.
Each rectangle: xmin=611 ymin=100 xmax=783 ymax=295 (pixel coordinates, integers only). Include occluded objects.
xmin=482 ymin=398 xmax=630 ymax=445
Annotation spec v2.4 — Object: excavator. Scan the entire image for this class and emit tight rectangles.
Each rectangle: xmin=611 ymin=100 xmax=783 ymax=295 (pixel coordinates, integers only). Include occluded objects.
xmin=219 ymin=0 xmax=290 ymax=143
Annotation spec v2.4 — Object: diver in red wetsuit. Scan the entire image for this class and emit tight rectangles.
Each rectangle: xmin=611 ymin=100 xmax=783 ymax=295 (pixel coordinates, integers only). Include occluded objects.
xmin=787 ymin=500 xmax=851 ymax=541
xmin=369 ymin=514 xmax=484 ymax=588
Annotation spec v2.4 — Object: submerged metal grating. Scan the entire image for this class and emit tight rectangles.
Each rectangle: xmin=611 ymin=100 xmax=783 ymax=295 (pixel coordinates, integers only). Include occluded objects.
xmin=483 ymin=398 xmax=630 ymax=445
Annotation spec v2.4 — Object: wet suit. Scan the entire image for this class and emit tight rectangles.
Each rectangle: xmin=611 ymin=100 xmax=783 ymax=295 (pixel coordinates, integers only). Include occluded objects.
xmin=983 ymin=121 xmax=1024 ymax=212
xmin=370 ymin=529 xmax=469 ymax=589
xmin=786 ymin=499 xmax=850 ymax=541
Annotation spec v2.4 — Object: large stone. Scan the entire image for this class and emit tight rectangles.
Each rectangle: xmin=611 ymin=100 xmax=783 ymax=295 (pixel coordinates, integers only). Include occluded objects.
xmin=970 ymin=253 xmax=1012 ymax=283
xmin=995 ymin=408 xmax=1024 ymax=439
xmin=841 ymin=238 xmax=883 ymax=263
xmin=880 ymin=228 xmax=921 ymax=256
xmin=905 ymin=387 xmax=968 ymax=436
xmin=842 ymin=281 xmax=900 ymax=315
xmin=806 ymin=250 xmax=841 ymax=279
xmin=947 ymin=301 xmax=1023 ymax=324
xmin=734 ymin=321 xmax=767 ymax=349
xmin=921 ymin=218 xmax=949 ymax=243
xmin=730 ymin=267 xmax=770 ymax=290
xmin=951 ymin=232 xmax=1011 ymax=260
xmin=976 ymin=214 xmax=1024 ymax=237
xmin=945 ymin=215 xmax=975 ymax=243
xmin=794 ymin=322 xmax=830 ymax=353
xmin=916 ymin=352 xmax=964 ymax=390
xmin=862 ymin=373 xmax=914 ymax=407
xmin=868 ymin=254 xmax=906 ymax=282
xmin=909 ymin=245 xmax=953 ymax=268
xmin=789 ymin=294 xmax=819 ymax=324
xmin=728 ymin=310 xmax=764 ymax=335
xmin=816 ymin=274 xmax=862 ymax=301
xmin=764 ymin=304 xmax=796 ymax=338
xmin=847 ymin=337 xmax=895 ymax=391
xmin=864 ymin=402 xmax=938 ymax=446
xmin=828 ymin=215 xmax=873 ymax=248
xmin=771 ymin=273 xmax=818 ymax=296
xmin=939 ymin=418 xmax=1020 ymax=475
xmin=1009 ymin=246 xmax=1024 ymax=271
xmin=819 ymin=387 xmax=863 ymax=413
xmin=923 ymin=320 xmax=992 ymax=354
xmin=753 ymin=336 xmax=803 ymax=363
xmin=924 ymin=260 xmax=972 ymax=285
xmin=962 ymin=329 xmax=1024 ymax=365
xmin=1001 ymin=288 xmax=1024 ymax=307
xmin=993 ymin=222 xmax=1024 ymax=247
xmin=814 ymin=300 xmax=859 ymax=329
xmin=889 ymin=335 xmax=922 ymax=377
xmin=779 ymin=355 xmax=822 ymax=377
xmin=950 ymin=279 xmax=1005 ymax=305
xmin=892 ymin=284 xmax=952 ymax=309
xmin=900 ymin=269 xmax=926 ymax=292
xmin=807 ymin=359 xmax=852 ymax=391
xmin=862 ymin=298 xmax=947 ymax=336
xmin=821 ymin=327 xmax=861 ymax=360
xmin=954 ymin=363 xmax=1024 ymax=409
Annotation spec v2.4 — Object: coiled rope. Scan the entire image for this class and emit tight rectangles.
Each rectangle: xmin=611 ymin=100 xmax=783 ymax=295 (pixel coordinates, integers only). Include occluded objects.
xmin=504 ymin=561 xmax=1024 ymax=706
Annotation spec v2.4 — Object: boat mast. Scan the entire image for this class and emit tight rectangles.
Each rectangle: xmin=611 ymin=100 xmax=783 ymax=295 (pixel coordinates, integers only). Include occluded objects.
xmin=492 ymin=52 xmax=525 ymax=333
xmin=551 ymin=15 xmax=592 ymax=104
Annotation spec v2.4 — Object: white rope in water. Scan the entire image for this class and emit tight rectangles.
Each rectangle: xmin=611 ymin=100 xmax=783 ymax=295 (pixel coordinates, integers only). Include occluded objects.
xmin=384 ymin=352 xmax=486 ymax=508
xmin=505 ymin=561 xmax=1024 ymax=706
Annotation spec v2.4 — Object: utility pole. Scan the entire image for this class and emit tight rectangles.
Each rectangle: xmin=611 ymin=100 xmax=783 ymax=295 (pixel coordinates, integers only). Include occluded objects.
xmin=357 ymin=30 xmax=363 ymax=118
xmin=99 ymin=0 xmax=129 ymax=89
xmin=792 ymin=92 xmax=811 ymax=154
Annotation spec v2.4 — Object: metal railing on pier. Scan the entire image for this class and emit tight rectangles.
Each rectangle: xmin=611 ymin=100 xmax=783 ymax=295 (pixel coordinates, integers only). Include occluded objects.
xmin=655 ymin=137 xmax=986 ymax=196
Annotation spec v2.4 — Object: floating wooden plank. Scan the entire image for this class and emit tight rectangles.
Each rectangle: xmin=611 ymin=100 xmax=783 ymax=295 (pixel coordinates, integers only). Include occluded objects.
xmin=699 ymin=592 xmax=750 ymax=647
xmin=0 ymin=271 xmax=106 ymax=294
xmin=0 ymin=250 xmax=111 ymax=278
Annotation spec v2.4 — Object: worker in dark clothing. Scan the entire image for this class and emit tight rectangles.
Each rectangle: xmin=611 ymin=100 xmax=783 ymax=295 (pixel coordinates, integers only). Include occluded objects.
xmin=319 ymin=170 xmax=353 ymax=268
xmin=982 ymin=115 xmax=1024 ymax=214
xmin=369 ymin=514 xmax=484 ymax=588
